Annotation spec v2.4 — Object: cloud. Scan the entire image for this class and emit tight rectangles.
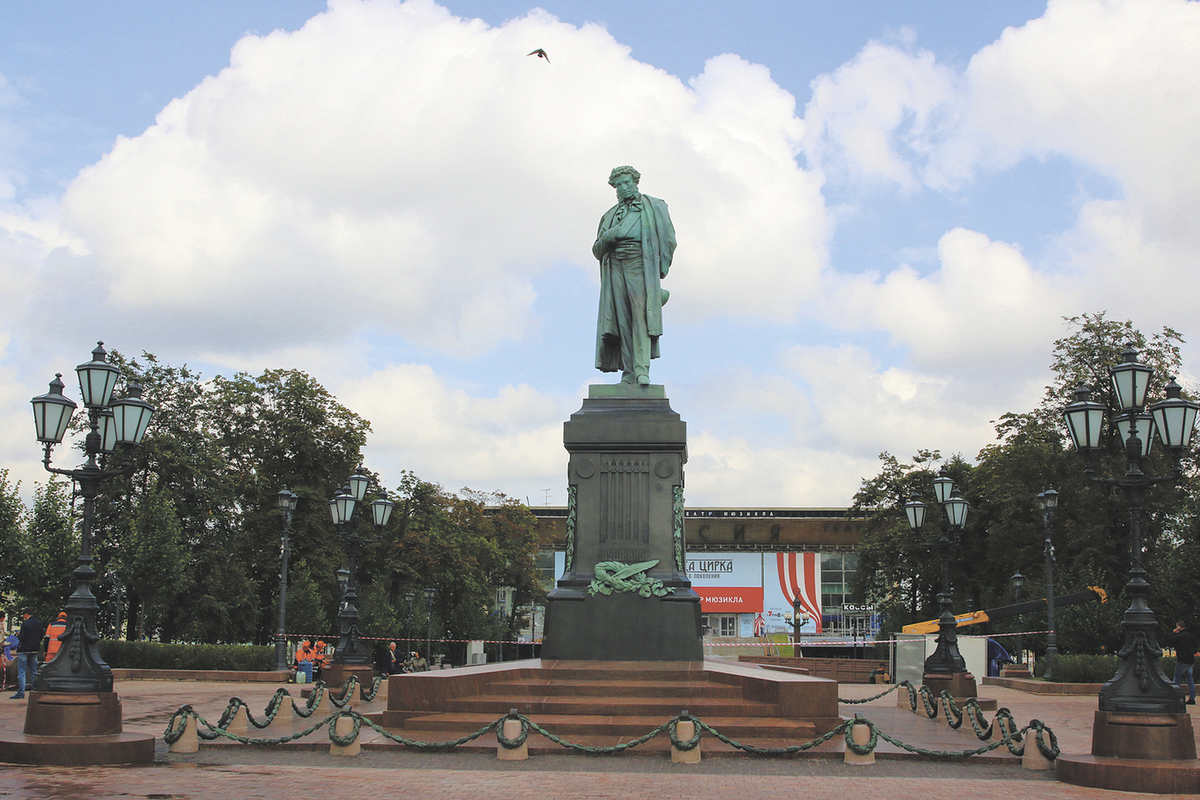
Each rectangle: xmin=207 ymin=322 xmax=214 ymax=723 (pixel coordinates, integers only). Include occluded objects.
xmin=803 ymin=40 xmax=959 ymax=191
xmin=334 ymin=361 xmax=567 ymax=498
xmin=804 ymin=0 xmax=1200 ymax=390
xmin=17 ymin=0 xmax=828 ymax=362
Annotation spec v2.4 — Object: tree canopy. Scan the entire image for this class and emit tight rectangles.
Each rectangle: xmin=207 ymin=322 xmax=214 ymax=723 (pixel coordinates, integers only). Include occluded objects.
xmin=5 ymin=356 xmax=544 ymax=657
xmin=851 ymin=312 xmax=1198 ymax=655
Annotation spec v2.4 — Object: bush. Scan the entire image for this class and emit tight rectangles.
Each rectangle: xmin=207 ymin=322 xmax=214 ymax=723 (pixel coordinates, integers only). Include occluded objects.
xmin=98 ymin=640 xmax=274 ymax=671
xmin=1034 ymin=653 xmax=1181 ymax=683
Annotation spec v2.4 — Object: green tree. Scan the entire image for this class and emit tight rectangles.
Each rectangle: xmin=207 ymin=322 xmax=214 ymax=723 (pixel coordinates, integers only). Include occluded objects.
xmin=207 ymin=368 xmax=371 ymax=645
xmin=117 ymin=487 xmax=192 ymax=640
xmin=0 ymin=470 xmax=26 ymax=601
xmin=852 ymin=313 xmax=1198 ymax=656
xmin=17 ymin=480 xmax=78 ymax=620
xmin=285 ymin=559 xmax=333 ymax=640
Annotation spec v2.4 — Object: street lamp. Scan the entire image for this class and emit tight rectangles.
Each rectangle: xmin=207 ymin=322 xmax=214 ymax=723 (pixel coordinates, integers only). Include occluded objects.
xmin=1062 ymin=349 xmax=1198 ymax=718
xmin=1011 ymin=571 xmax=1024 ymax=668
xmin=29 ymin=342 xmax=154 ymax=694
xmin=274 ymin=488 xmax=299 ymax=671
xmin=424 ymin=586 xmax=436 ymax=668
xmin=903 ymin=467 xmax=971 ymax=683
xmin=329 ymin=473 xmax=393 ymax=666
xmin=1037 ymin=487 xmax=1059 ymax=680
xmin=405 ymin=592 xmax=415 ymax=652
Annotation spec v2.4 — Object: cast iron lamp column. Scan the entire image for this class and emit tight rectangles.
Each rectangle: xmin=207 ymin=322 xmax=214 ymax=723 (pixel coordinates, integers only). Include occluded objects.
xmin=904 ymin=468 xmax=970 ymax=676
xmin=329 ymin=472 xmax=394 ymax=665
xmin=1037 ymin=487 xmax=1059 ymax=680
xmin=424 ymin=586 xmax=436 ymax=667
xmin=1062 ymin=348 xmax=1199 ymax=715
xmin=1011 ymin=571 xmax=1024 ymax=666
xmin=29 ymin=342 xmax=155 ymax=693
xmin=273 ymin=488 xmax=299 ymax=671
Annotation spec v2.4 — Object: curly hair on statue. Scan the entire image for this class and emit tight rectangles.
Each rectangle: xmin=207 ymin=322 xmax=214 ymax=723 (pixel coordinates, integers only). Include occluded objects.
xmin=607 ymin=165 xmax=641 ymax=186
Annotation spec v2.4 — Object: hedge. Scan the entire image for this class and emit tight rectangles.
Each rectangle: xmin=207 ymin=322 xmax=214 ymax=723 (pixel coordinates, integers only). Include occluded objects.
xmin=1034 ymin=653 xmax=1179 ymax=684
xmin=98 ymin=640 xmax=274 ymax=672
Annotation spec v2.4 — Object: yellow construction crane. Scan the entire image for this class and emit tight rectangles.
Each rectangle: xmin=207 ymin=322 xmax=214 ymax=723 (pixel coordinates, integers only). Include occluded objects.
xmin=901 ymin=586 xmax=1107 ymax=634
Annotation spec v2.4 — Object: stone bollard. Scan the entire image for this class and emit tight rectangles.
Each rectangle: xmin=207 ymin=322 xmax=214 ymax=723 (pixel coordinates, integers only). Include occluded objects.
xmin=998 ymin=714 xmax=1016 ymax=742
xmin=169 ymin=712 xmax=199 ymax=754
xmin=308 ymin=689 xmax=327 ymax=718
xmin=330 ymin=713 xmax=361 ymax=756
xmin=671 ymin=713 xmax=701 ymax=764
xmin=896 ymin=686 xmax=913 ymax=709
xmin=843 ymin=715 xmax=875 ymax=765
xmin=496 ymin=710 xmax=529 ymax=761
xmin=270 ymin=698 xmax=293 ymax=729
xmin=225 ymin=704 xmax=249 ymax=738
xmin=1022 ymin=729 xmax=1053 ymax=771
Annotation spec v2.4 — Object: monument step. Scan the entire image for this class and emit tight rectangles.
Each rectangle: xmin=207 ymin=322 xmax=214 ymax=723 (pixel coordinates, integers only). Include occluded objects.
xmin=533 ymin=664 xmax=704 ymax=682
xmin=394 ymin=711 xmax=819 ymax=739
xmin=442 ymin=695 xmax=782 ymax=717
xmin=483 ymin=678 xmax=742 ymax=699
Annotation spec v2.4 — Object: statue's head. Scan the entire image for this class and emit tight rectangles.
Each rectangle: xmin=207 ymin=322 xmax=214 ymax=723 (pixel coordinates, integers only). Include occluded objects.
xmin=608 ymin=165 xmax=641 ymax=187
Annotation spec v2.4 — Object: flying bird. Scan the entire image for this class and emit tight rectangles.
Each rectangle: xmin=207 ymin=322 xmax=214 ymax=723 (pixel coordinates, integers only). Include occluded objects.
xmin=527 ymin=49 xmax=550 ymax=63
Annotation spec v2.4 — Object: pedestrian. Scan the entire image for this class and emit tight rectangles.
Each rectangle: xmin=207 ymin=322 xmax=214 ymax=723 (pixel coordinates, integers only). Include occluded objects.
xmin=0 ymin=612 xmax=9 ymax=690
xmin=10 ymin=609 xmax=44 ymax=699
xmin=45 ymin=611 xmax=68 ymax=663
xmin=386 ymin=641 xmax=399 ymax=674
xmin=1164 ymin=618 xmax=1198 ymax=705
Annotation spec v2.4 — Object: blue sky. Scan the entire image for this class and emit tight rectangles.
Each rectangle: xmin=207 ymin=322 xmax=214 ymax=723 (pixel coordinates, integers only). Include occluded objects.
xmin=2 ymin=0 xmax=1196 ymax=507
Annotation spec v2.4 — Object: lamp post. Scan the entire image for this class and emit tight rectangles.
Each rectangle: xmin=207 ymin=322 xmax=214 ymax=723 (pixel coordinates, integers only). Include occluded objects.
xmin=329 ymin=471 xmax=394 ymax=666
xmin=405 ymin=592 xmax=415 ymax=652
xmin=1037 ymin=487 xmax=1059 ymax=680
xmin=274 ymin=488 xmax=299 ymax=671
xmin=1011 ymin=571 xmax=1024 ymax=667
xmin=424 ymin=586 xmax=436 ymax=668
xmin=904 ymin=467 xmax=971 ymax=680
xmin=1061 ymin=349 xmax=1198 ymax=718
xmin=29 ymin=342 xmax=155 ymax=694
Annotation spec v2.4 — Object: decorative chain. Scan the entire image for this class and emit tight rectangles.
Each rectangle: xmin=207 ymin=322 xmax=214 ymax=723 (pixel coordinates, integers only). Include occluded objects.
xmin=164 ymin=679 xmax=1061 ymax=761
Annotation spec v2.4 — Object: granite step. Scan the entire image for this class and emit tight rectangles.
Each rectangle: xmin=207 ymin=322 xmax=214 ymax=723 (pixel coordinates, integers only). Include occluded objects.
xmin=482 ymin=679 xmax=743 ymax=699
xmin=442 ymin=695 xmax=783 ymax=717
xmin=391 ymin=711 xmax=820 ymax=739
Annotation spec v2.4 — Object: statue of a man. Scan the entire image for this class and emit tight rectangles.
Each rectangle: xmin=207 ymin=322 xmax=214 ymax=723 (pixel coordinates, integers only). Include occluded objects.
xmin=592 ymin=166 xmax=676 ymax=385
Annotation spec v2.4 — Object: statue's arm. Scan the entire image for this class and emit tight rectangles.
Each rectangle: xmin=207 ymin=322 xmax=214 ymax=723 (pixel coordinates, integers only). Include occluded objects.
xmin=658 ymin=201 xmax=677 ymax=277
xmin=592 ymin=211 xmax=615 ymax=260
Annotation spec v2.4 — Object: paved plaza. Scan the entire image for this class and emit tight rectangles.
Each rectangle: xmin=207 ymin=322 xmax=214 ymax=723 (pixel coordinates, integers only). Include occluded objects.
xmin=0 ymin=671 xmax=1193 ymax=799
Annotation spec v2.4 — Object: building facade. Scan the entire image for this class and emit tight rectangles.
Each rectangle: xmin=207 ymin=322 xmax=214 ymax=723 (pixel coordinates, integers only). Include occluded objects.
xmin=533 ymin=507 xmax=879 ymax=645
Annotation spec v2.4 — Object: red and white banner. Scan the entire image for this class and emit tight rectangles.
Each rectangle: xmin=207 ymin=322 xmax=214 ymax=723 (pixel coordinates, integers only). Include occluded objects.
xmin=775 ymin=552 xmax=823 ymax=633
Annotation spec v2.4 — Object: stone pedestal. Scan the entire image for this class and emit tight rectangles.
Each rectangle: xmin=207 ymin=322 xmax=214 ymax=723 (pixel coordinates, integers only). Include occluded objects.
xmin=321 ymin=664 xmax=374 ymax=693
xmin=23 ymin=691 xmax=122 ymax=736
xmin=1090 ymin=710 xmax=1196 ymax=760
xmin=0 ymin=691 xmax=154 ymax=765
xmin=542 ymin=385 xmax=702 ymax=661
xmin=922 ymin=671 xmax=977 ymax=700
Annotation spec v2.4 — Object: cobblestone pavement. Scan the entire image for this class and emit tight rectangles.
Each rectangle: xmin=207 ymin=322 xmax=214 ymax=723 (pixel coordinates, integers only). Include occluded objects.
xmin=0 ymin=675 xmax=1192 ymax=799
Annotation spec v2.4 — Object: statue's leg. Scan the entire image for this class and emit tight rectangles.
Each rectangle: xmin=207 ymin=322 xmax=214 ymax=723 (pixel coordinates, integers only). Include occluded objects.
xmin=622 ymin=257 xmax=651 ymax=384
xmin=612 ymin=257 xmax=636 ymax=383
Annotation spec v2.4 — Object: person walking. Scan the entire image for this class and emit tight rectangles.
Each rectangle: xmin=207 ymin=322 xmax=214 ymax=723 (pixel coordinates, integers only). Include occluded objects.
xmin=10 ymin=610 xmax=44 ymax=699
xmin=1165 ymin=618 xmax=1198 ymax=705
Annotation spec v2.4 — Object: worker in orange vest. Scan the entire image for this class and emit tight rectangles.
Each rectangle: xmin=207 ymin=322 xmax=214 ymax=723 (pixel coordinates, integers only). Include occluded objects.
xmin=311 ymin=641 xmax=328 ymax=681
xmin=45 ymin=612 xmax=68 ymax=662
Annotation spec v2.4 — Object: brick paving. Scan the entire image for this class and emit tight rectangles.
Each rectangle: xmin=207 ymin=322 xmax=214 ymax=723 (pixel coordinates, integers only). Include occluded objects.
xmin=0 ymin=671 xmax=1193 ymax=799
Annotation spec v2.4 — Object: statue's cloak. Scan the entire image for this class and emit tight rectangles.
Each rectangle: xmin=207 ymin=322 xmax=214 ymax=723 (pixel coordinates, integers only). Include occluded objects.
xmin=592 ymin=193 xmax=676 ymax=373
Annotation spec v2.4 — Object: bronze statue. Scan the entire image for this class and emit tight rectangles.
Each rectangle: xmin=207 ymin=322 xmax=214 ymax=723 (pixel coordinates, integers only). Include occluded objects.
xmin=592 ymin=166 xmax=676 ymax=385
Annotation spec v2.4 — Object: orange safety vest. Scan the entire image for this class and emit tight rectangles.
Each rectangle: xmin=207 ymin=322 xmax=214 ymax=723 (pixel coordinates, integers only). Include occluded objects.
xmin=46 ymin=621 xmax=68 ymax=661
